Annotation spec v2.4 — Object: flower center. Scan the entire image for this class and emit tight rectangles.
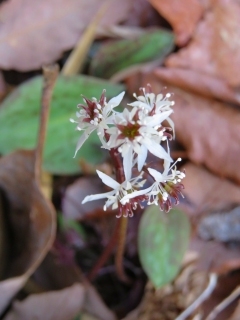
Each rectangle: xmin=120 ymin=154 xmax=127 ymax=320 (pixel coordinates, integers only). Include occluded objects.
xmin=120 ymin=123 xmax=140 ymax=140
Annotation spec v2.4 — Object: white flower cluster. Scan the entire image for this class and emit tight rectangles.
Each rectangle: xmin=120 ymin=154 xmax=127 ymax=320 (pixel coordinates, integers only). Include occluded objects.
xmin=71 ymin=85 xmax=185 ymax=217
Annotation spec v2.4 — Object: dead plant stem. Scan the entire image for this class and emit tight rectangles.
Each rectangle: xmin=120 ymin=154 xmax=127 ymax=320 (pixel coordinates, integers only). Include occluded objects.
xmin=35 ymin=64 xmax=59 ymax=184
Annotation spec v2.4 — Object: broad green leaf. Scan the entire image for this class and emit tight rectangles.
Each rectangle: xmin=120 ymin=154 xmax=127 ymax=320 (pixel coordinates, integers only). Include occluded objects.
xmin=138 ymin=206 xmax=190 ymax=288
xmin=89 ymin=29 xmax=174 ymax=79
xmin=0 ymin=75 xmax=125 ymax=174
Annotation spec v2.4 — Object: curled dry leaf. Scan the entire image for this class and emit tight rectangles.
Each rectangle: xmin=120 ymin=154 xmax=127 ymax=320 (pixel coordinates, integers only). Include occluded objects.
xmin=166 ymin=0 xmax=240 ymax=87
xmin=149 ymin=0 xmax=204 ymax=46
xmin=0 ymin=150 xmax=56 ymax=314
xmin=154 ymin=67 xmax=240 ymax=105
xmin=4 ymin=283 xmax=85 ymax=320
xmin=0 ymin=0 xmax=134 ymax=71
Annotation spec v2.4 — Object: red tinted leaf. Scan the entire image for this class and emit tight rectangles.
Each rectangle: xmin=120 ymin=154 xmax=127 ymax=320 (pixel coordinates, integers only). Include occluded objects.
xmin=166 ymin=0 xmax=240 ymax=87
xmin=154 ymin=67 xmax=240 ymax=105
xmin=149 ymin=0 xmax=204 ymax=45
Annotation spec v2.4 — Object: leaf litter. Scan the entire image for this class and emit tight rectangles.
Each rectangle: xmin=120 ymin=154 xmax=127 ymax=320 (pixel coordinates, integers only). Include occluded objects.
xmin=1 ymin=0 xmax=240 ymax=319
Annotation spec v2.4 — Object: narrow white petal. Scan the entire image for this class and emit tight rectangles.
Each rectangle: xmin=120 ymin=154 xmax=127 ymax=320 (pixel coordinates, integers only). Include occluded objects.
xmin=123 ymin=147 xmax=133 ymax=181
xmin=82 ymin=190 xmax=114 ymax=203
xmin=74 ymin=128 xmax=95 ymax=157
xmin=146 ymin=141 xmax=172 ymax=162
xmin=121 ymin=185 xmax=153 ymax=203
xmin=148 ymin=168 xmax=164 ymax=182
xmin=145 ymin=110 xmax=172 ymax=126
xmin=96 ymin=170 xmax=120 ymax=189
xmin=137 ymin=145 xmax=148 ymax=171
xmin=108 ymin=91 xmax=125 ymax=108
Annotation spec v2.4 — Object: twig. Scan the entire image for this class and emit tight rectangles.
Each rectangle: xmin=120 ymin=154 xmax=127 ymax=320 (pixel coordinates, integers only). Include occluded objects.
xmin=175 ymin=273 xmax=218 ymax=320
xmin=61 ymin=0 xmax=111 ymax=76
xmin=205 ymin=285 xmax=240 ymax=320
xmin=35 ymin=64 xmax=59 ymax=184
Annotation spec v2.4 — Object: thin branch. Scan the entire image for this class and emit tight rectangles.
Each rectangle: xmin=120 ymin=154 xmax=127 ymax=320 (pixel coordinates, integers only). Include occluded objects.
xmin=205 ymin=284 xmax=240 ymax=320
xmin=175 ymin=273 xmax=218 ymax=320
xmin=35 ymin=64 xmax=59 ymax=184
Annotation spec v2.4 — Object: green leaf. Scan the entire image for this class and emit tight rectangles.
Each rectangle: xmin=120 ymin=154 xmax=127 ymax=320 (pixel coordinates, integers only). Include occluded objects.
xmin=138 ymin=206 xmax=190 ymax=288
xmin=0 ymin=75 xmax=125 ymax=174
xmin=90 ymin=29 xmax=174 ymax=79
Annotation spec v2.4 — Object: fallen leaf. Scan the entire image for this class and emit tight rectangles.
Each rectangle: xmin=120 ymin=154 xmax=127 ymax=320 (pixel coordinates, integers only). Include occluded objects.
xmin=182 ymin=163 xmax=240 ymax=215
xmin=0 ymin=0 xmax=134 ymax=71
xmin=181 ymin=163 xmax=240 ymax=275
xmin=0 ymin=150 xmax=56 ymax=315
xmin=4 ymin=283 xmax=85 ymax=320
xmin=33 ymin=254 xmax=117 ymax=320
xmin=0 ymin=75 xmax=125 ymax=174
xmin=149 ymin=0 xmax=204 ymax=46
xmin=62 ymin=177 xmax=105 ymax=220
xmin=154 ymin=67 xmax=240 ymax=105
xmin=170 ymin=88 xmax=240 ymax=185
xmin=166 ymin=0 xmax=240 ymax=87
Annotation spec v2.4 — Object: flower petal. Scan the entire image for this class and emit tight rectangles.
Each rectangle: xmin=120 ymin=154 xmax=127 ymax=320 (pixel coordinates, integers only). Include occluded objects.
xmin=108 ymin=91 xmax=125 ymax=108
xmin=121 ymin=185 xmax=153 ymax=204
xmin=146 ymin=110 xmax=172 ymax=126
xmin=137 ymin=144 xmax=148 ymax=171
xmin=123 ymin=147 xmax=133 ymax=181
xmin=82 ymin=190 xmax=115 ymax=203
xmin=146 ymin=141 xmax=172 ymax=162
xmin=96 ymin=170 xmax=120 ymax=189
xmin=74 ymin=127 xmax=95 ymax=157
xmin=148 ymin=168 xmax=164 ymax=182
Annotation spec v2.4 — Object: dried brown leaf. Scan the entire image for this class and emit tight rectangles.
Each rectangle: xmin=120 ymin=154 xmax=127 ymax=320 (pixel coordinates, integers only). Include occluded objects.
xmin=0 ymin=150 xmax=56 ymax=314
xmin=166 ymin=0 xmax=240 ymax=87
xmin=4 ymin=283 xmax=85 ymax=320
xmin=62 ymin=177 xmax=105 ymax=220
xmin=179 ymin=163 xmax=240 ymax=275
xmin=149 ymin=0 xmax=204 ymax=46
xmin=170 ymin=89 xmax=240 ymax=185
xmin=182 ymin=163 xmax=240 ymax=215
xmin=154 ymin=67 xmax=240 ymax=105
xmin=0 ymin=0 xmax=133 ymax=71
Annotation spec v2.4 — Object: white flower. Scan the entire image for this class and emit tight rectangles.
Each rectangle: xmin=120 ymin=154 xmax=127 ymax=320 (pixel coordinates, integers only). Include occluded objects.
xmin=128 ymin=85 xmax=175 ymax=137
xmin=82 ymin=170 xmax=146 ymax=217
xmin=121 ymin=151 xmax=185 ymax=212
xmin=70 ymin=91 xmax=125 ymax=157
xmin=106 ymin=106 xmax=173 ymax=178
